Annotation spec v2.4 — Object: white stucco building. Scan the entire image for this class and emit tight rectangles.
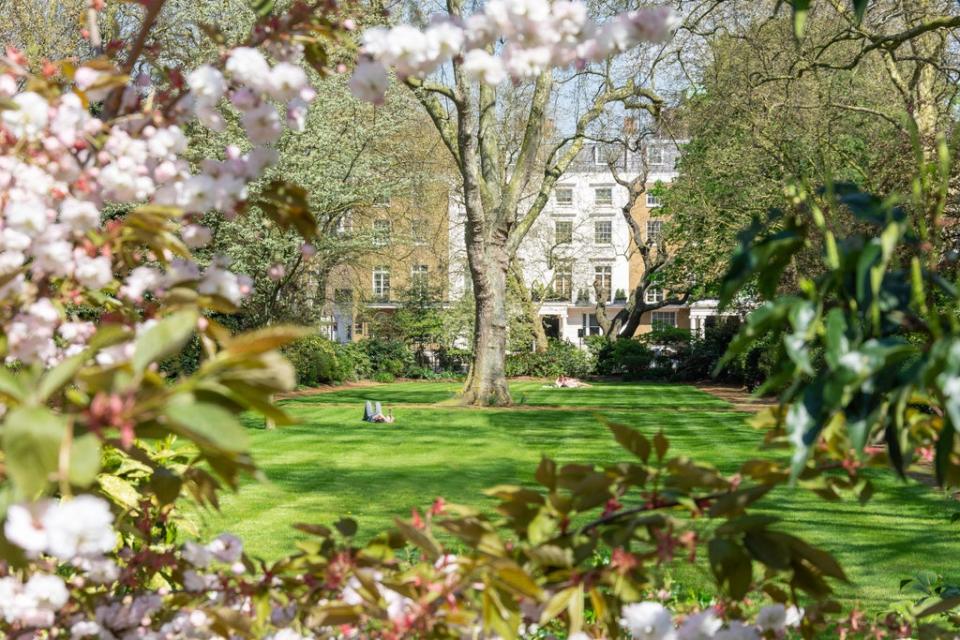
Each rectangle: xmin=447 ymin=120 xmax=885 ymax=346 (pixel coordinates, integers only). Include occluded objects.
xmin=447 ymin=139 xmax=735 ymax=346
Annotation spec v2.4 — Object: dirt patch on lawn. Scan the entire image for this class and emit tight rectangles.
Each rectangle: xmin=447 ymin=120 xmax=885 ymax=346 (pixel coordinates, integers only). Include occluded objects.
xmin=696 ymin=384 xmax=777 ymax=413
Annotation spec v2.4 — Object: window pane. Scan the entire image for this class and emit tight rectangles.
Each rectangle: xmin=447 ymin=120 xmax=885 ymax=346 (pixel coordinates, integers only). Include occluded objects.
xmin=411 ymin=218 xmax=426 ymax=244
xmin=373 ymin=267 xmax=391 ymax=300
xmin=646 ymin=220 xmax=663 ymax=240
xmin=595 ymin=220 xmax=612 ymax=244
xmin=553 ymin=262 xmax=572 ymax=300
xmin=555 ymin=187 xmax=573 ymax=205
xmin=373 ymin=220 xmax=391 ymax=247
xmin=594 ymin=266 xmax=612 ymax=302
xmin=555 ymin=220 xmax=573 ymax=244
xmin=646 ymin=192 xmax=662 ymax=207
xmin=645 ymin=287 xmax=664 ymax=303
xmin=651 ymin=311 xmax=677 ymax=328
xmin=594 ymin=187 xmax=612 ymax=205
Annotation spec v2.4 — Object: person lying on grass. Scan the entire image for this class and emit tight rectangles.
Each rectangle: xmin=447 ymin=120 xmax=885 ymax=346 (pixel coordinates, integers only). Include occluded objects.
xmin=547 ymin=375 xmax=592 ymax=389
xmin=363 ymin=401 xmax=395 ymax=423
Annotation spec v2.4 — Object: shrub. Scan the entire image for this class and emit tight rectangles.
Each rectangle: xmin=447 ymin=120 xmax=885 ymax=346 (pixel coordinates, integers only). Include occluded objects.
xmin=592 ymin=337 xmax=655 ymax=378
xmin=359 ymin=338 xmax=416 ymax=377
xmin=283 ymin=335 xmax=350 ymax=386
xmin=506 ymin=339 xmax=595 ymax=378
xmin=372 ymin=371 xmax=396 ymax=383
xmin=436 ymin=346 xmax=471 ymax=375
xmin=335 ymin=341 xmax=373 ymax=380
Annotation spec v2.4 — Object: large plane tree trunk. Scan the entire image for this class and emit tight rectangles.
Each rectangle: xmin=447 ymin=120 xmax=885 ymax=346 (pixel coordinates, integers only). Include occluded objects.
xmin=462 ymin=244 xmax=512 ymax=405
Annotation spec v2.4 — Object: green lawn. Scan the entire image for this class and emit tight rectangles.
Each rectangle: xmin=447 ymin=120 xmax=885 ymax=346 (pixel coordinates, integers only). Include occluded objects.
xmin=197 ymin=381 xmax=958 ymax=611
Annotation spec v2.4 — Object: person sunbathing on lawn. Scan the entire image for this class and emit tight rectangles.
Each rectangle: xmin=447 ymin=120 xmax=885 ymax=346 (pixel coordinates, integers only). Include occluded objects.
xmin=550 ymin=375 xmax=591 ymax=389
xmin=363 ymin=401 xmax=395 ymax=423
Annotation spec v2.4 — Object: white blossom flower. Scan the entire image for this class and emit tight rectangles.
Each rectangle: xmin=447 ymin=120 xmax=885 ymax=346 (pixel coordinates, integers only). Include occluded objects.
xmin=25 ymin=573 xmax=69 ymax=610
xmin=70 ymin=620 xmax=102 ymax=639
xmin=74 ymin=557 xmax=119 ymax=584
xmin=461 ymin=50 xmax=507 ymax=85
xmin=199 ymin=266 xmax=251 ymax=306
xmin=72 ymin=250 xmax=113 ymax=290
xmin=621 ymin=602 xmax=675 ymax=640
xmin=4 ymin=502 xmax=51 ymax=556
xmin=268 ymin=62 xmax=309 ymax=102
xmin=187 ymin=65 xmax=227 ymax=107
xmin=183 ymin=569 xmax=217 ymax=592
xmin=60 ymin=198 xmax=100 ymax=232
xmin=678 ymin=610 xmax=723 ymax=639
xmin=3 ymin=92 xmax=50 ymax=140
xmin=43 ymin=495 xmax=116 ymax=560
xmin=241 ymin=102 xmax=283 ymax=145
xmin=120 ymin=266 xmax=162 ymax=301
xmin=182 ymin=224 xmax=213 ymax=248
xmin=206 ymin=532 xmax=243 ymax=562
xmin=348 ymin=60 xmax=389 ymax=104
xmin=182 ymin=540 xmax=212 ymax=568
xmin=226 ymin=47 xmax=272 ymax=92
xmin=714 ymin=621 xmax=759 ymax=640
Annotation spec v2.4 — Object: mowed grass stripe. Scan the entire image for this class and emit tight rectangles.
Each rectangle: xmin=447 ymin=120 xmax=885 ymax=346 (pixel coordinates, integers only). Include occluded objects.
xmin=283 ymin=380 xmax=733 ymax=409
xmin=198 ymin=383 xmax=958 ymax=611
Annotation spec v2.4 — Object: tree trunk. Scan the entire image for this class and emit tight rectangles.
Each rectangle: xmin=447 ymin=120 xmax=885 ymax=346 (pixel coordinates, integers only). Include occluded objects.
xmin=462 ymin=246 xmax=512 ymax=406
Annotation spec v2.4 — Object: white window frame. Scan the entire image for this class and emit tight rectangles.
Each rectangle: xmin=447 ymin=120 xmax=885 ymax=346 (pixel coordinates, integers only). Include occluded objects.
xmin=645 ymin=287 xmax=664 ymax=304
xmin=646 ymin=145 xmax=664 ymax=166
xmin=555 ymin=220 xmax=573 ymax=244
xmin=411 ymin=264 xmax=428 ymax=284
xmin=651 ymin=311 xmax=677 ymax=327
xmin=594 ymin=187 xmax=613 ymax=206
xmin=372 ymin=219 xmax=391 ymax=247
xmin=336 ymin=213 xmax=354 ymax=236
xmin=411 ymin=218 xmax=427 ymax=245
xmin=582 ymin=313 xmax=602 ymax=336
xmin=555 ymin=187 xmax=573 ymax=206
xmin=592 ymin=145 xmax=606 ymax=165
xmin=594 ymin=220 xmax=612 ymax=244
xmin=594 ymin=265 xmax=612 ymax=302
xmin=372 ymin=267 xmax=391 ymax=300
xmin=553 ymin=262 xmax=573 ymax=301
xmin=646 ymin=192 xmax=662 ymax=208
xmin=646 ymin=219 xmax=663 ymax=240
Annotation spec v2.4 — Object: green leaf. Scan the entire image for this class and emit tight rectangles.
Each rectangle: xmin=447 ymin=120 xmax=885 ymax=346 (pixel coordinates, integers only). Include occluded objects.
xmin=852 ymin=0 xmax=869 ymax=23
xmin=653 ymin=429 xmax=669 ymax=460
xmin=132 ymin=309 xmax=198 ymax=373
xmin=36 ymin=353 xmax=85 ymax=402
xmin=918 ymin=596 xmax=960 ymax=618
xmin=163 ymin=398 xmax=249 ymax=454
xmin=147 ymin=468 xmax=183 ymax=506
xmin=0 ymin=367 xmax=27 ymax=402
xmin=792 ymin=0 xmax=811 ymax=38
xmin=225 ymin=326 xmax=314 ymax=356
xmin=256 ymin=180 xmax=318 ymax=241
xmin=606 ymin=421 xmax=651 ymax=462
xmin=335 ymin=517 xmax=358 ymax=537
xmin=249 ymin=0 xmax=275 ymax=17
xmin=98 ymin=474 xmax=141 ymax=510
xmin=393 ymin=517 xmax=441 ymax=562
xmin=68 ymin=434 xmax=101 ymax=488
xmin=709 ymin=538 xmax=753 ymax=599
xmin=823 ymin=309 xmax=848 ymax=369
xmin=3 ymin=407 xmax=67 ymax=498
xmin=534 ymin=456 xmax=556 ymax=490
